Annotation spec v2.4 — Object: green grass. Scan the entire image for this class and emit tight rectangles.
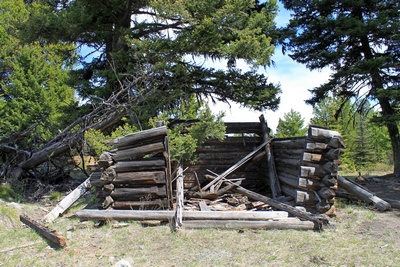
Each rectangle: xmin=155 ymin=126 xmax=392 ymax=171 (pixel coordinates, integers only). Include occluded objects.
xmin=0 ymin=198 xmax=399 ymax=266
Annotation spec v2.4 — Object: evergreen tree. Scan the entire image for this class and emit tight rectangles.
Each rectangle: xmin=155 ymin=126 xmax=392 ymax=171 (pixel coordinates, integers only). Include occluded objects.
xmin=275 ymin=109 xmax=307 ymax=138
xmin=0 ymin=0 xmax=78 ymax=149
xmin=23 ymin=0 xmax=281 ymax=123
xmin=280 ymin=0 xmax=400 ymax=176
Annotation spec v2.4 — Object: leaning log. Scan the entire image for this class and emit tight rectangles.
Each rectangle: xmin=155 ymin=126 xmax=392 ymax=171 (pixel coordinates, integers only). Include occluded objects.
xmin=20 ymin=215 xmax=67 ymax=247
xmin=43 ymin=177 xmax=91 ymax=223
xmin=231 ymin=185 xmax=329 ymax=228
xmin=338 ymin=176 xmax=391 ymax=211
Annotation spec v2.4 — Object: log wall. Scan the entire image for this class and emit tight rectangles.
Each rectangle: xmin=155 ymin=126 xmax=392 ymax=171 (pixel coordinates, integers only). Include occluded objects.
xmin=182 ymin=122 xmax=268 ymax=193
xmin=272 ymin=125 xmax=345 ymax=214
xmin=90 ymin=126 xmax=173 ymax=210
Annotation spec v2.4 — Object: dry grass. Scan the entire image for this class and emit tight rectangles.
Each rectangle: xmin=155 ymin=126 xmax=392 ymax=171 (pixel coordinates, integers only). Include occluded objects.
xmin=0 ymin=197 xmax=399 ymax=267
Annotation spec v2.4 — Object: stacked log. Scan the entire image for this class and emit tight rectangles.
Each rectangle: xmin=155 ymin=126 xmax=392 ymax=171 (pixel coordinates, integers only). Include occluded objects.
xmin=272 ymin=125 xmax=345 ymax=215
xmin=90 ymin=126 xmax=172 ymax=210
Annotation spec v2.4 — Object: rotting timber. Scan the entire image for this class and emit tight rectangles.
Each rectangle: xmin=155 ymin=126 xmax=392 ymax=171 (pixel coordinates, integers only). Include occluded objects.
xmin=77 ymin=117 xmax=349 ymax=230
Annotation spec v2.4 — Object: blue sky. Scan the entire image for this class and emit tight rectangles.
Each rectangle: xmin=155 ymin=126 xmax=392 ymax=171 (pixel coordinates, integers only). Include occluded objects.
xmin=210 ymin=3 xmax=332 ymax=132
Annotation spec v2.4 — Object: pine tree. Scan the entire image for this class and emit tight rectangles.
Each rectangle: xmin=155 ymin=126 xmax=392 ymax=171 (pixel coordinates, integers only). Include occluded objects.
xmin=275 ymin=109 xmax=307 ymax=138
xmin=281 ymin=0 xmax=400 ymax=176
xmin=22 ymin=0 xmax=281 ymax=121
xmin=0 ymin=0 xmax=78 ymax=148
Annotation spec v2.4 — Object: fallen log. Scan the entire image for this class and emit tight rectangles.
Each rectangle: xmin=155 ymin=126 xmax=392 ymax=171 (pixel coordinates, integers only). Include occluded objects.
xmin=182 ymin=219 xmax=315 ymax=230
xmin=20 ymin=215 xmax=66 ymax=247
xmin=338 ymin=176 xmax=391 ymax=211
xmin=43 ymin=177 xmax=91 ymax=223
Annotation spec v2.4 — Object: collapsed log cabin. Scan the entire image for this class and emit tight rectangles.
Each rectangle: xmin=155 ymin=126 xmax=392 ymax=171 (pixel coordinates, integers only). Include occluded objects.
xmin=80 ymin=116 xmax=348 ymax=230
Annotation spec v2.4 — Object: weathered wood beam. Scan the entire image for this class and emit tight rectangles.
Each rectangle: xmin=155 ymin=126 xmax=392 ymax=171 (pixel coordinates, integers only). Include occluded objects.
xmin=231 ymin=185 xmax=329 ymax=228
xmin=110 ymin=186 xmax=167 ymax=199
xmin=182 ymin=219 xmax=314 ymax=230
xmin=113 ymin=158 xmax=166 ymax=172
xmin=338 ymin=176 xmax=391 ymax=211
xmin=260 ymin=114 xmax=282 ymax=198
xmin=20 ymin=215 xmax=67 ymax=247
xmin=112 ymin=141 xmax=165 ymax=162
xmin=76 ymin=210 xmax=289 ymax=221
xmin=43 ymin=177 xmax=91 ymax=223
xmin=108 ymin=126 xmax=168 ymax=148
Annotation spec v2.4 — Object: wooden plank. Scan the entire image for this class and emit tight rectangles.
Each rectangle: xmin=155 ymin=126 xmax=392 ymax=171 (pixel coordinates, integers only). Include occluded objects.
xmin=76 ymin=210 xmax=289 ymax=221
xmin=338 ymin=176 xmax=391 ymax=211
xmin=43 ymin=177 xmax=91 ymax=223
xmin=199 ymin=200 xmax=211 ymax=211
xmin=20 ymin=215 xmax=67 ymax=247
xmin=182 ymin=219 xmax=314 ymax=230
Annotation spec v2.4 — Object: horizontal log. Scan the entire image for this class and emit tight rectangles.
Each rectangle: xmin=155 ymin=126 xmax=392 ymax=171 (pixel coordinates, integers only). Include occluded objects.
xmin=302 ymin=152 xmax=323 ymax=162
xmin=317 ymin=187 xmax=336 ymax=200
xmin=308 ymin=127 xmax=341 ymax=140
xmin=90 ymin=178 xmax=109 ymax=187
xmin=112 ymin=171 xmax=166 ymax=185
xmin=278 ymin=174 xmax=321 ymax=190
xmin=224 ymin=122 xmax=263 ymax=134
xmin=276 ymin=165 xmax=300 ymax=177
xmin=201 ymin=136 xmax=261 ymax=146
xmin=271 ymin=137 xmax=306 ymax=149
xmin=112 ymin=141 xmax=165 ymax=161
xmin=182 ymin=219 xmax=315 ymax=230
xmin=281 ymin=185 xmax=317 ymax=204
xmin=114 ymin=158 xmax=166 ymax=172
xmin=273 ymin=149 xmax=304 ymax=159
xmin=76 ymin=210 xmax=289 ymax=221
xmin=110 ymin=186 xmax=167 ymax=199
xmin=327 ymin=136 xmax=346 ymax=149
xmin=109 ymin=126 xmax=168 ymax=148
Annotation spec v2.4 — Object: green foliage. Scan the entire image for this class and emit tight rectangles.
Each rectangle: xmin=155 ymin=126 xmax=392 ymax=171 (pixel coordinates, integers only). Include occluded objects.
xmin=22 ymin=0 xmax=281 ymax=119
xmin=311 ymin=96 xmax=393 ymax=173
xmin=281 ymin=0 xmax=400 ymax=175
xmin=0 ymin=0 xmax=79 ymax=149
xmin=49 ymin=191 xmax=63 ymax=202
xmin=149 ymin=101 xmax=226 ymax=163
xmin=0 ymin=184 xmax=17 ymax=202
xmin=275 ymin=109 xmax=307 ymax=138
xmin=85 ymin=121 xmax=139 ymax=158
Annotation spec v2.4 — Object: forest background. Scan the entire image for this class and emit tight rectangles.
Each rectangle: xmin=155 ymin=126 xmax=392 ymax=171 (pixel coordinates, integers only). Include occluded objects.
xmin=0 ymin=0 xmax=399 ymax=198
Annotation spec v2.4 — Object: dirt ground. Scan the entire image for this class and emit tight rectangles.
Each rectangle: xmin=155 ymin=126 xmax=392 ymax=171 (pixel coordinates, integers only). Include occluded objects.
xmin=355 ymin=173 xmax=400 ymax=200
